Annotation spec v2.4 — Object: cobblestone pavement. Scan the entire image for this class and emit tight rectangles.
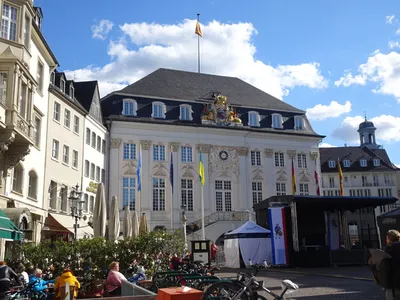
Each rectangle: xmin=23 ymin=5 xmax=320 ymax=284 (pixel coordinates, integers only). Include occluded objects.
xmin=216 ymin=268 xmax=384 ymax=299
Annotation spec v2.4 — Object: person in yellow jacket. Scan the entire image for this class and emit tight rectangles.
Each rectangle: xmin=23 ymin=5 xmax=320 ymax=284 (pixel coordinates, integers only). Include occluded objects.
xmin=54 ymin=268 xmax=81 ymax=300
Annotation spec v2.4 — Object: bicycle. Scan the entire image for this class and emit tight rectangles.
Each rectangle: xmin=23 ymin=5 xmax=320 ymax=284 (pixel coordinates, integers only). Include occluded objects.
xmin=202 ymin=264 xmax=299 ymax=300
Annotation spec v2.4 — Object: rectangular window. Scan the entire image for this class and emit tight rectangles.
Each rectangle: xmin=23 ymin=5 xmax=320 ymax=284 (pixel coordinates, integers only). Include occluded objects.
xmin=0 ymin=72 xmax=7 ymax=104
xmin=101 ymin=169 xmax=105 ymax=184
xmin=60 ymin=186 xmax=68 ymax=212
xmin=33 ymin=116 xmax=41 ymax=147
xmin=122 ymin=177 xmax=136 ymax=210
xmin=276 ymin=183 xmax=286 ymax=195
xmin=248 ymin=112 xmax=258 ymax=127
xmin=23 ymin=15 xmax=30 ymax=48
xmin=64 ymin=109 xmax=70 ymax=128
xmin=152 ymin=178 xmax=166 ymax=211
xmin=181 ymin=179 xmax=194 ymax=211
xmin=252 ymin=182 xmax=263 ymax=207
xmin=63 ymin=145 xmax=69 ymax=164
xmin=89 ymin=196 xmax=94 ymax=212
xmin=299 ymin=183 xmax=309 ymax=195
xmin=181 ymin=146 xmax=193 ymax=162
xmin=96 ymin=166 xmax=100 ymax=182
xmin=86 ymin=128 xmax=90 ymax=144
xmin=328 ymin=161 xmax=336 ymax=168
xmin=73 ymin=115 xmax=79 ymax=133
xmin=53 ymin=102 xmax=60 ymax=122
xmin=153 ymin=145 xmax=166 ymax=161
xmin=329 ymin=177 xmax=335 ymax=188
xmin=153 ymin=104 xmax=164 ymax=118
xmin=123 ymin=100 xmax=136 ymax=116
xmin=102 ymin=139 xmax=106 ymax=154
xmin=60 ymin=78 xmax=65 ymax=92
xmin=297 ymin=154 xmax=307 ymax=168
xmin=96 ymin=136 xmax=101 ymax=152
xmin=274 ymin=152 xmax=285 ymax=167
xmin=180 ymin=106 xmax=191 ymax=120
xmin=215 ymin=180 xmax=232 ymax=211
xmin=373 ymin=159 xmax=380 ymax=167
xmin=72 ymin=150 xmax=78 ymax=168
xmin=251 ymin=151 xmax=261 ymax=166
xmin=123 ymin=143 xmax=136 ymax=160
xmin=294 ymin=116 xmax=304 ymax=129
xmin=343 ymin=160 xmax=351 ymax=167
xmin=272 ymin=114 xmax=282 ymax=128
xmin=91 ymin=132 xmax=96 ymax=148
xmin=1 ymin=4 xmax=18 ymax=41
xmin=37 ymin=61 xmax=44 ymax=92
xmin=19 ymin=82 xmax=27 ymax=119
xmin=360 ymin=159 xmax=367 ymax=167
xmin=84 ymin=160 xmax=89 ymax=177
xmin=52 ymin=139 xmax=59 ymax=160
xmin=90 ymin=163 xmax=95 ymax=179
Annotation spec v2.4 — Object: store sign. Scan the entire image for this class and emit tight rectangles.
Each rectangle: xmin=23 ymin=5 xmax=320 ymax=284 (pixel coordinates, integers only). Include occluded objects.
xmin=86 ymin=181 xmax=98 ymax=193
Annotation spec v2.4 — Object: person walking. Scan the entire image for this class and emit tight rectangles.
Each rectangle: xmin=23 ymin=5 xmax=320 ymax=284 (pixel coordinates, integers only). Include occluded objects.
xmin=0 ymin=261 xmax=20 ymax=297
xmin=384 ymin=230 xmax=400 ymax=300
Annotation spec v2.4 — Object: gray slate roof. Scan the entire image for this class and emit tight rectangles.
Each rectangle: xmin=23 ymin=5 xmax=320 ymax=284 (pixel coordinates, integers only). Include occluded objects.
xmin=118 ymin=68 xmax=304 ymax=113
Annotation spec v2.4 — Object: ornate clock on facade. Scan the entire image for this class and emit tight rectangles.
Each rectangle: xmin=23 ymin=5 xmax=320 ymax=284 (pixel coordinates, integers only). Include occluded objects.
xmin=219 ymin=150 xmax=229 ymax=161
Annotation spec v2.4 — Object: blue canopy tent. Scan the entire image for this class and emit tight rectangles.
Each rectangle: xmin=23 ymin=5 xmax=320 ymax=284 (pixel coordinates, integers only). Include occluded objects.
xmin=224 ymin=220 xmax=272 ymax=268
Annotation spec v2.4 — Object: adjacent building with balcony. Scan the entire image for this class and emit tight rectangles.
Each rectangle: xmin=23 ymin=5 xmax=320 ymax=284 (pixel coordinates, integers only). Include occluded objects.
xmin=320 ymin=118 xmax=399 ymax=244
xmin=0 ymin=1 xmax=58 ymax=257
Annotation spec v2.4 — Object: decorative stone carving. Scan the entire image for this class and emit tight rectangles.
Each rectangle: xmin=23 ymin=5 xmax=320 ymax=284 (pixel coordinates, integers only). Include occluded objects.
xmin=309 ymin=151 xmax=319 ymax=161
xmin=16 ymin=119 xmax=29 ymax=136
xmin=286 ymin=150 xmax=296 ymax=159
xmin=196 ymin=144 xmax=211 ymax=153
xmin=153 ymin=163 xmax=168 ymax=177
xmin=5 ymin=145 xmax=30 ymax=169
xmin=110 ymin=138 xmax=122 ymax=148
xmin=209 ymin=146 xmax=240 ymax=179
xmin=200 ymin=93 xmax=242 ymax=126
xmin=298 ymin=170 xmax=310 ymax=182
xmin=252 ymin=168 xmax=264 ymax=181
xmin=123 ymin=160 xmax=137 ymax=175
xmin=237 ymin=147 xmax=248 ymax=156
xmin=0 ymin=132 xmax=15 ymax=153
xmin=140 ymin=140 xmax=152 ymax=150
xmin=276 ymin=169 xmax=288 ymax=182
xmin=169 ymin=142 xmax=180 ymax=152
xmin=264 ymin=148 xmax=274 ymax=157
xmin=181 ymin=165 xmax=195 ymax=178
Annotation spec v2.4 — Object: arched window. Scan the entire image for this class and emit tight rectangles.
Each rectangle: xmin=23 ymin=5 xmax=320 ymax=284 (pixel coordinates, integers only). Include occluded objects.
xmin=248 ymin=111 xmax=260 ymax=127
xmin=272 ymin=113 xmax=283 ymax=129
xmin=152 ymin=101 xmax=166 ymax=119
xmin=12 ymin=163 xmax=24 ymax=194
xmin=122 ymin=99 xmax=137 ymax=116
xmin=28 ymin=170 xmax=38 ymax=199
xmin=84 ymin=193 xmax=89 ymax=212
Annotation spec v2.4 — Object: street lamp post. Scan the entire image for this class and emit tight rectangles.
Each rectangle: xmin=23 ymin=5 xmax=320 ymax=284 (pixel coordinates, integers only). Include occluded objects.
xmin=69 ymin=184 xmax=84 ymax=242
xmin=181 ymin=204 xmax=187 ymax=249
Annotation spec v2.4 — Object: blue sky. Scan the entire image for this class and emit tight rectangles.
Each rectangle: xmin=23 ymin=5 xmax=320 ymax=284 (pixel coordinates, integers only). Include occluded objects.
xmin=36 ymin=0 xmax=400 ymax=164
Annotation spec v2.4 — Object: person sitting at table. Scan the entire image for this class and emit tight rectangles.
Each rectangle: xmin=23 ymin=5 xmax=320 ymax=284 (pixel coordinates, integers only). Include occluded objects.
xmin=54 ymin=268 xmax=80 ymax=300
xmin=106 ymin=262 xmax=126 ymax=296
xmin=29 ymin=268 xmax=55 ymax=293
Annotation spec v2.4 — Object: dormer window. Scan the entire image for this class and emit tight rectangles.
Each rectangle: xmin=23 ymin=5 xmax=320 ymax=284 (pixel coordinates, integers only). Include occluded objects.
xmin=343 ymin=160 xmax=351 ymax=168
xmin=294 ymin=116 xmax=305 ymax=130
xmin=328 ymin=160 xmax=336 ymax=168
xmin=122 ymin=99 xmax=137 ymax=116
xmin=179 ymin=104 xmax=192 ymax=121
xmin=152 ymin=102 xmax=166 ymax=119
xmin=248 ymin=111 xmax=260 ymax=127
xmin=360 ymin=159 xmax=367 ymax=167
xmin=373 ymin=159 xmax=380 ymax=167
xmin=60 ymin=78 xmax=65 ymax=93
xmin=272 ymin=114 xmax=283 ymax=129
xmin=50 ymin=72 xmax=55 ymax=85
xmin=69 ymin=85 xmax=74 ymax=98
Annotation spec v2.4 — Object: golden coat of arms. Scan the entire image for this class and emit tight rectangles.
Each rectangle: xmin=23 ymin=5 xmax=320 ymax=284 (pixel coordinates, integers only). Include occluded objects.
xmin=201 ymin=94 xmax=242 ymax=126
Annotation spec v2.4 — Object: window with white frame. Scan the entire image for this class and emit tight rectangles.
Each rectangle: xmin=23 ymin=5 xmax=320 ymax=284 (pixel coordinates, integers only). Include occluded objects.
xmin=299 ymin=183 xmax=309 ymax=195
xmin=64 ymin=109 xmax=70 ymax=128
xmin=19 ymin=82 xmax=27 ymax=119
xmin=215 ymin=180 xmax=232 ymax=212
xmin=272 ymin=114 xmax=283 ymax=129
xmin=96 ymin=166 xmax=100 ymax=182
xmin=122 ymin=177 xmax=136 ymax=210
xmin=72 ymin=150 xmax=78 ymax=169
xmin=252 ymin=182 xmax=263 ymax=207
xmin=33 ymin=116 xmax=41 ymax=147
xmin=343 ymin=160 xmax=350 ymax=167
xmin=360 ymin=159 xmax=367 ymax=167
xmin=28 ymin=170 xmax=37 ymax=199
xmin=181 ymin=179 xmax=194 ymax=211
xmin=86 ymin=128 xmax=91 ymax=144
xmin=328 ymin=160 xmax=336 ymax=168
xmin=53 ymin=102 xmax=61 ymax=122
xmin=123 ymin=143 xmax=136 ymax=160
xmin=73 ymin=116 xmax=79 ymax=133
xmin=248 ymin=111 xmax=260 ymax=127
xmin=63 ymin=145 xmax=69 ymax=164
xmin=49 ymin=181 xmax=57 ymax=209
xmin=181 ymin=146 xmax=192 ymax=162
xmin=60 ymin=186 xmax=68 ymax=212
xmin=91 ymin=132 xmax=96 ymax=148
xmin=251 ymin=151 xmax=261 ymax=166
xmin=276 ymin=183 xmax=286 ymax=195
xmin=153 ymin=145 xmax=165 ymax=161
xmin=52 ymin=139 xmax=59 ymax=160
xmin=37 ymin=61 xmax=44 ymax=93
xmin=179 ymin=105 xmax=192 ymax=121
xmin=122 ymin=99 xmax=137 ymax=116
xmin=0 ymin=72 xmax=7 ymax=104
xmin=60 ymin=78 xmax=65 ymax=93
xmin=274 ymin=152 xmax=285 ymax=167
xmin=96 ymin=136 xmax=101 ymax=152
xmin=152 ymin=178 xmax=166 ymax=211
xmin=1 ymin=4 xmax=18 ymax=41
xmin=12 ymin=163 xmax=23 ymax=194
xmin=297 ymin=154 xmax=307 ymax=168
xmin=373 ymin=159 xmax=380 ymax=167
xmin=294 ymin=116 xmax=305 ymax=129
xmin=152 ymin=102 xmax=166 ymax=119
xmin=23 ymin=15 xmax=30 ymax=48
xmin=90 ymin=163 xmax=95 ymax=179
xmin=84 ymin=160 xmax=89 ymax=177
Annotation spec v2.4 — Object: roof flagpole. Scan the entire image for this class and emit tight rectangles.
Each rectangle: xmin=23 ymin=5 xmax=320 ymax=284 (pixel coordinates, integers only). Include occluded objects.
xmin=195 ymin=14 xmax=203 ymax=73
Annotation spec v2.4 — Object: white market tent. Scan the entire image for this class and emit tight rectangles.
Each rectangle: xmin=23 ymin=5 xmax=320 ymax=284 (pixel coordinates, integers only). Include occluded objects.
xmin=224 ymin=220 xmax=272 ymax=268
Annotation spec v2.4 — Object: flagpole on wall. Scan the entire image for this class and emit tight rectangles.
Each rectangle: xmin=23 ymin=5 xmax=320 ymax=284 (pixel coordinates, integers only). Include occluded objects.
xmin=197 ymin=13 xmax=201 ymax=73
xmin=201 ymin=183 xmax=205 ymax=240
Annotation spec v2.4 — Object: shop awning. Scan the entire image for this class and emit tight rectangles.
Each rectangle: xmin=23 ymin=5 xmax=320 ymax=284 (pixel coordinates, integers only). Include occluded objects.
xmin=46 ymin=213 xmax=93 ymax=239
xmin=0 ymin=209 xmax=22 ymax=241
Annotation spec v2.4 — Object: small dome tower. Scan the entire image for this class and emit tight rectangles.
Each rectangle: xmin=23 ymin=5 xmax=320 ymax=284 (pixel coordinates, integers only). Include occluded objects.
xmin=357 ymin=115 xmax=377 ymax=149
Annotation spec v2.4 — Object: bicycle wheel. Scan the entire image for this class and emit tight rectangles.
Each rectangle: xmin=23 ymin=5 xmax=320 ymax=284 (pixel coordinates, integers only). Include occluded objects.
xmin=202 ymin=281 xmax=250 ymax=300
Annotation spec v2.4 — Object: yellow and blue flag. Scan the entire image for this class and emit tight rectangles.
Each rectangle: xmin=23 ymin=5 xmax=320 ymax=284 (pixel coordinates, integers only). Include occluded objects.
xmin=199 ymin=152 xmax=205 ymax=186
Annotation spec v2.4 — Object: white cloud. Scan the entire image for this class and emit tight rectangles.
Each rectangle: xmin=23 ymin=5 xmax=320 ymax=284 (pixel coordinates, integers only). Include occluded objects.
xmin=334 ymin=51 xmax=400 ymax=101
xmin=306 ymin=100 xmax=352 ymax=121
xmin=386 ymin=15 xmax=396 ymax=24
xmin=319 ymin=142 xmax=337 ymax=148
xmin=67 ymin=19 xmax=328 ymax=97
xmin=332 ymin=115 xmax=400 ymax=143
xmin=389 ymin=41 xmax=400 ymax=49
xmin=91 ymin=19 xmax=114 ymax=40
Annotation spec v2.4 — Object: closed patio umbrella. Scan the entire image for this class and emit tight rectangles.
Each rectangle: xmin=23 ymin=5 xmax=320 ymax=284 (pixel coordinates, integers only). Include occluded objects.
xmin=123 ymin=207 xmax=132 ymax=239
xmin=93 ymin=183 xmax=107 ymax=237
xmin=108 ymin=196 xmax=120 ymax=242
xmin=132 ymin=211 xmax=139 ymax=238
xmin=139 ymin=213 xmax=149 ymax=235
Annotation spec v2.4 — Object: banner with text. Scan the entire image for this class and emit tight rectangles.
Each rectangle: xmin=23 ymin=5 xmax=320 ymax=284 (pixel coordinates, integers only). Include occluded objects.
xmin=268 ymin=207 xmax=288 ymax=265
xmin=327 ymin=211 xmax=341 ymax=250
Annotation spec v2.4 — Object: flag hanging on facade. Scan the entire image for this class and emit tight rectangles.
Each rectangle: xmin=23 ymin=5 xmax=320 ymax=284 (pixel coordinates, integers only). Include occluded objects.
xmin=291 ymin=159 xmax=296 ymax=195
xmin=199 ymin=152 xmax=205 ymax=186
xmin=170 ymin=152 xmax=174 ymax=191
xmin=137 ymin=149 xmax=142 ymax=192
xmin=314 ymin=168 xmax=320 ymax=196
xmin=195 ymin=20 xmax=203 ymax=37
xmin=338 ymin=158 xmax=344 ymax=196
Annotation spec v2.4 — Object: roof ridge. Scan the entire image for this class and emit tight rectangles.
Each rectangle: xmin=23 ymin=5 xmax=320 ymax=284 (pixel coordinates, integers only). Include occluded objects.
xmin=363 ymin=146 xmax=396 ymax=171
